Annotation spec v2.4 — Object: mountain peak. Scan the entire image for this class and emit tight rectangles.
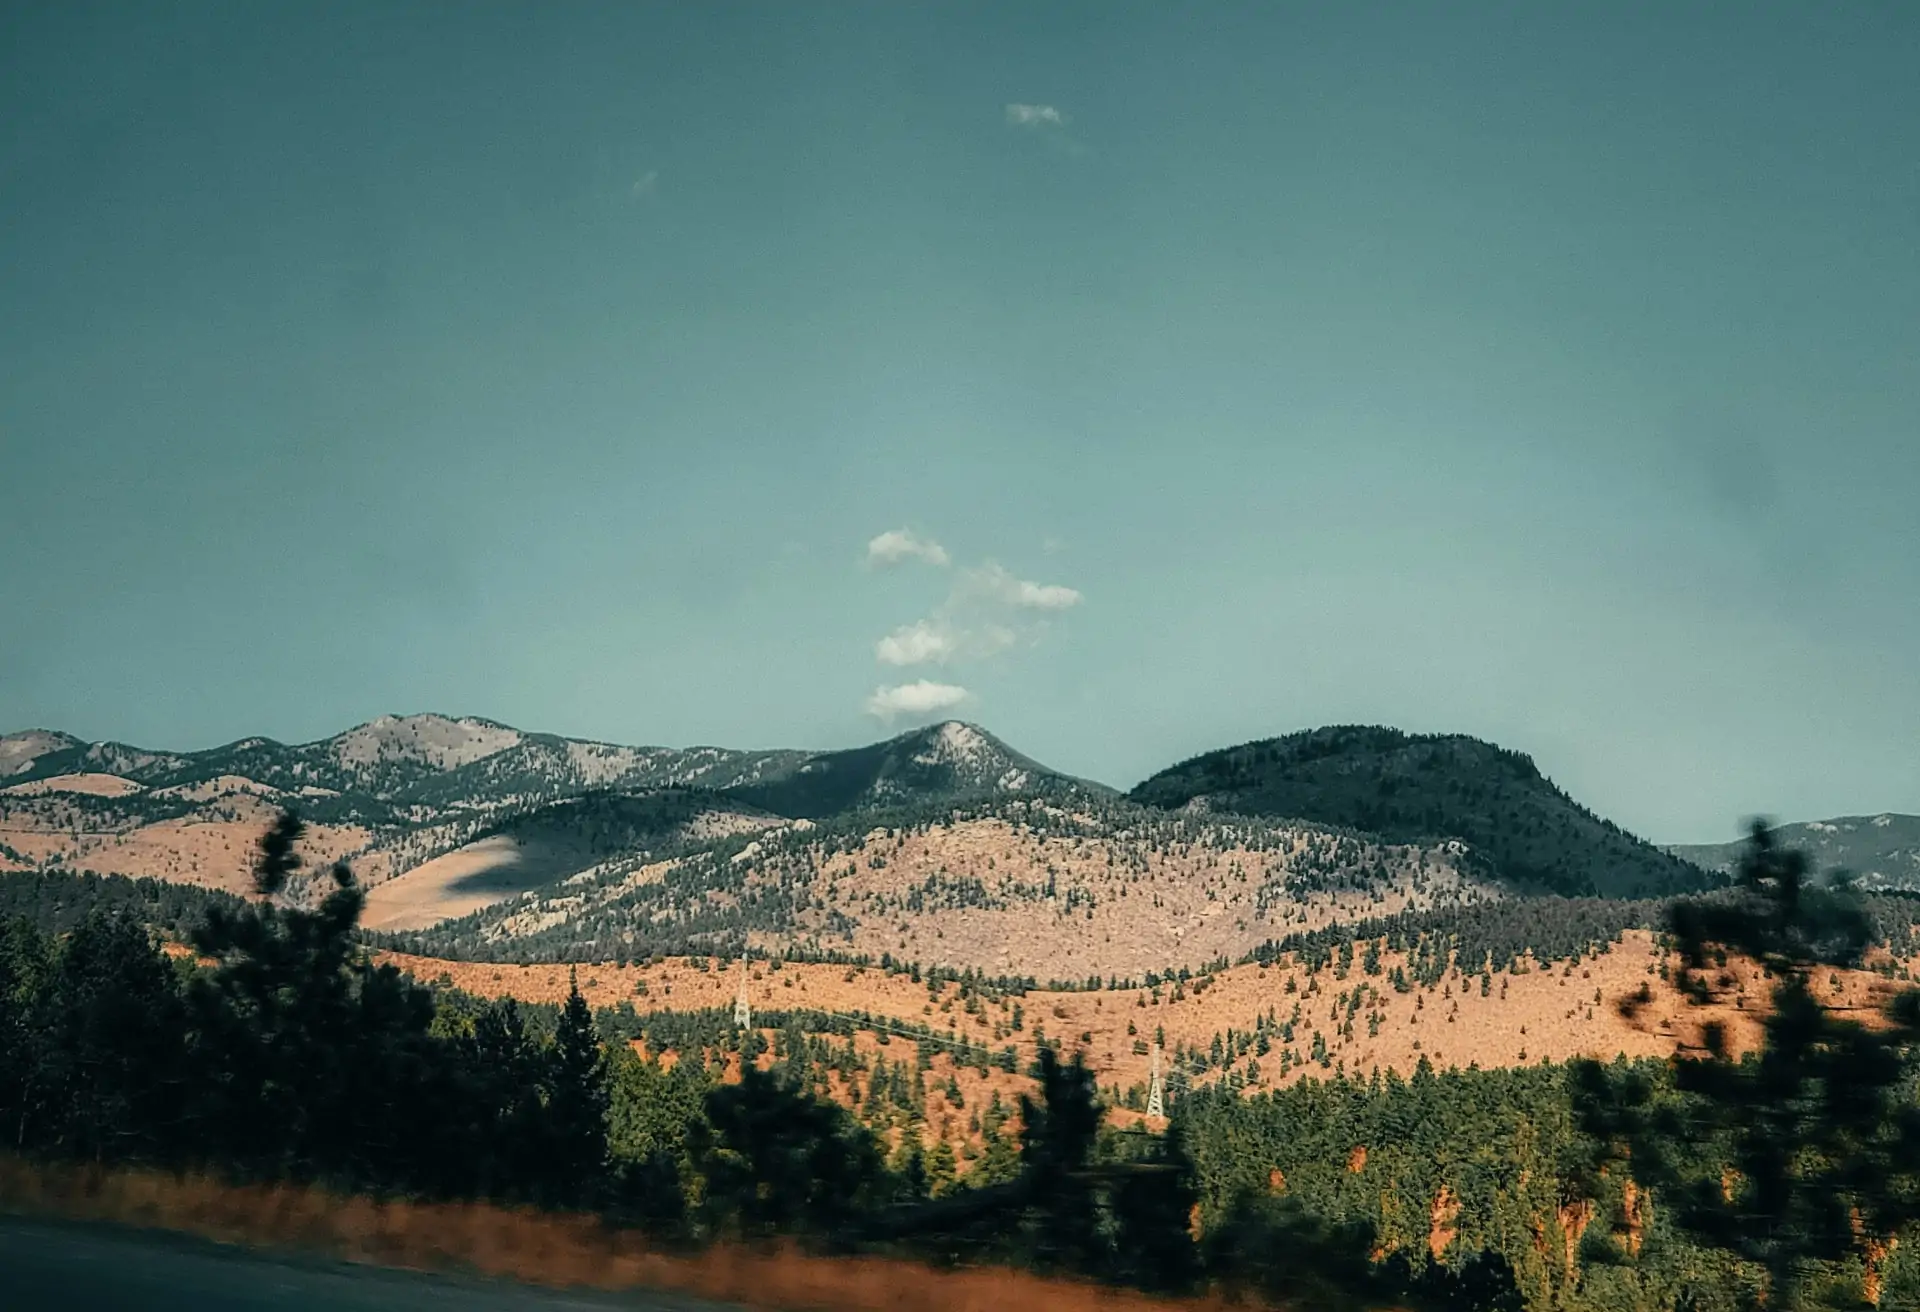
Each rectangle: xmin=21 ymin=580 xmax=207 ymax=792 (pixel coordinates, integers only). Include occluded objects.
xmin=900 ymin=720 xmax=1000 ymax=766
xmin=718 ymin=720 xmax=1093 ymax=819
xmin=328 ymin=714 xmax=525 ymax=772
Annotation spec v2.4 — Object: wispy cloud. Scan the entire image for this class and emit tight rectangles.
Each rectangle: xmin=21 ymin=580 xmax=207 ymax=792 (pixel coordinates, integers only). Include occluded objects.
xmin=866 ymin=679 xmax=970 ymax=720
xmin=964 ymin=563 xmax=1083 ymax=611
xmin=875 ymin=616 xmax=1020 ymax=667
xmin=1005 ymin=103 xmax=1066 ymax=128
xmin=630 ymin=170 xmax=658 ymax=199
xmin=866 ymin=528 xmax=950 ymax=569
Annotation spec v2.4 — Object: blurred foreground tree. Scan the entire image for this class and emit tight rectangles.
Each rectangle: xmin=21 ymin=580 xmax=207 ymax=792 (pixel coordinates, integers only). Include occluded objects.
xmin=694 ymin=1063 xmax=886 ymax=1240
xmin=1018 ymin=1045 xmax=1104 ymax=1273
xmin=1573 ymin=821 xmax=1920 ymax=1310
xmin=544 ymin=974 xmax=610 ymax=1206
xmin=187 ymin=809 xmax=493 ymax=1195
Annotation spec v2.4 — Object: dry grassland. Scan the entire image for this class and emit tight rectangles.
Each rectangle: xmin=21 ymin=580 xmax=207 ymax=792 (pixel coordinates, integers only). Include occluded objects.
xmin=0 ymin=772 xmax=147 ymax=798
xmin=361 ymin=835 xmax=528 ymax=931
xmin=0 ymin=788 xmax=382 ymax=893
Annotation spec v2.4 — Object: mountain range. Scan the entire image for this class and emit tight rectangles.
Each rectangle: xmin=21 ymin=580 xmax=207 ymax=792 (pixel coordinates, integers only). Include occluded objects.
xmin=1668 ymin=813 xmax=1920 ymax=890
xmin=6 ymin=712 xmax=1896 ymax=979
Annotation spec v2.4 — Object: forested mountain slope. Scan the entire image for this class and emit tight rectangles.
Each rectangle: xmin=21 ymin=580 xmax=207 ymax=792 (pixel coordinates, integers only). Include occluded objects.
xmin=1129 ymin=726 xmax=1711 ymax=899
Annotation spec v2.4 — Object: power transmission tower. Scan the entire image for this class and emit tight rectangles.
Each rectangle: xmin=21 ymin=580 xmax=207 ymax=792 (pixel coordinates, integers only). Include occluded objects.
xmin=1147 ymin=1041 xmax=1165 ymax=1118
xmin=733 ymin=952 xmax=752 ymax=1030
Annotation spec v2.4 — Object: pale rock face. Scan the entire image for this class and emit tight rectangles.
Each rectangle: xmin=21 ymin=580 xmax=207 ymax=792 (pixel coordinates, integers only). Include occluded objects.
xmin=684 ymin=809 xmax=782 ymax=842
xmin=563 ymin=740 xmax=660 ymax=786
xmin=0 ymin=730 xmax=81 ymax=776
xmin=331 ymin=715 xmax=523 ymax=771
xmin=915 ymin=721 xmax=991 ymax=768
xmin=83 ymin=743 xmax=183 ymax=775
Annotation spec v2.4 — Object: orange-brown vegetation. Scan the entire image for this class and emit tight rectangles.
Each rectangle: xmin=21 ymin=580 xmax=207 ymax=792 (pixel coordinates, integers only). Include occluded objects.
xmin=388 ymin=930 xmax=1901 ymax=1111
xmin=0 ymin=1155 xmax=1248 ymax=1312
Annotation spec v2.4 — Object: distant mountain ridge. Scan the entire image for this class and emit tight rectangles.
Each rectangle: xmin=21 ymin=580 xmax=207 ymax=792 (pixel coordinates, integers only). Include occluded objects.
xmin=1669 ymin=814 xmax=1920 ymax=890
xmin=1127 ymin=725 xmax=1711 ymax=899
xmin=0 ymin=716 xmax=1119 ymax=942
xmin=0 ymin=714 xmax=798 ymax=810
xmin=0 ymin=715 xmax=1097 ymax=818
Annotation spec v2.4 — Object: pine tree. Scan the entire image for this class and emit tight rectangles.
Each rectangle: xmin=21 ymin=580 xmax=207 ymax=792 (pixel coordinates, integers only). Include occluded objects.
xmin=544 ymin=972 xmax=610 ymax=1206
xmin=925 ymin=1138 xmax=958 ymax=1198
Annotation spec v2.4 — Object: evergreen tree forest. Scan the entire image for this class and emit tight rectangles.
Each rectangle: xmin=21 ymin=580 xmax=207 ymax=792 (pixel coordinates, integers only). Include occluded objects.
xmin=6 ymin=811 xmax=1920 ymax=1310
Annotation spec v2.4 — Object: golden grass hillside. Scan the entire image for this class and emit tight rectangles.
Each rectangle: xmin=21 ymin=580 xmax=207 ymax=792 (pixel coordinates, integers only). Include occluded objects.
xmin=386 ymin=930 xmax=1905 ymax=1128
xmin=0 ymin=786 xmax=385 ymax=890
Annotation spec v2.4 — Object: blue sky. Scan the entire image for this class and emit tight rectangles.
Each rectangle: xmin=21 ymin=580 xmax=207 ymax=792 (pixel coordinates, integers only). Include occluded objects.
xmin=3 ymin=2 xmax=1916 ymax=841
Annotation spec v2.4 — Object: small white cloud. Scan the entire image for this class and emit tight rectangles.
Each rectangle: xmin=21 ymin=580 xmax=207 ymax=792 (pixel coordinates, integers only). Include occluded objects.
xmin=866 ymin=528 xmax=950 ymax=569
xmin=866 ymin=680 xmax=970 ymax=720
xmin=1005 ymin=103 xmax=1065 ymax=128
xmin=876 ymin=619 xmax=959 ymax=667
xmin=631 ymin=170 xmax=659 ymax=199
xmin=1012 ymin=580 xmax=1081 ymax=610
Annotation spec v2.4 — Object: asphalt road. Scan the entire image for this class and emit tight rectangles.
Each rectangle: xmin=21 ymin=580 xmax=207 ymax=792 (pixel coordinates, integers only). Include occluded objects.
xmin=0 ymin=1216 xmax=746 ymax=1312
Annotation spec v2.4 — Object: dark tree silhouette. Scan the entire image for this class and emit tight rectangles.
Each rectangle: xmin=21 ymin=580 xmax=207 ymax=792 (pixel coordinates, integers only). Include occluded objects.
xmin=1106 ymin=1124 xmax=1201 ymax=1293
xmin=544 ymin=973 xmax=610 ymax=1206
xmin=463 ymin=997 xmax=551 ymax=1200
xmin=1017 ymin=1046 xmax=1104 ymax=1275
xmin=251 ymin=809 xmax=306 ymax=896
xmin=693 ymin=1064 xmax=884 ymax=1240
xmin=1573 ymin=820 xmax=1920 ymax=1310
